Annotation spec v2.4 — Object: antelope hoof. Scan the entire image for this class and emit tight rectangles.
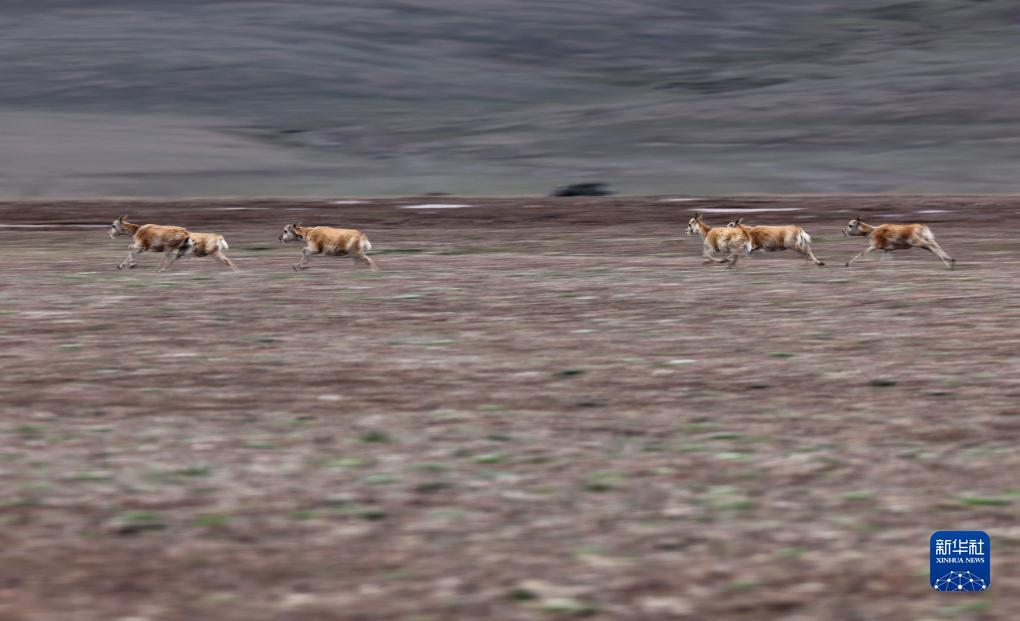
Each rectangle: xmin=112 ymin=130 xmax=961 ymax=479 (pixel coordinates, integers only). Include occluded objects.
xmin=816 ymin=261 xmax=825 ymax=266
xmin=844 ymin=262 xmax=851 ymax=267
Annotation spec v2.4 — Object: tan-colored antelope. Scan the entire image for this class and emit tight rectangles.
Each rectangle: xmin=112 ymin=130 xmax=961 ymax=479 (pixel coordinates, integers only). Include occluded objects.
xmin=177 ymin=231 xmax=238 ymax=271
xmin=842 ymin=217 xmax=955 ymax=269
xmin=278 ymin=223 xmax=377 ymax=271
xmin=109 ymin=215 xmax=194 ymax=272
xmin=725 ymin=218 xmax=825 ymax=266
xmin=685 ymin=212 xmax=752 ymax=268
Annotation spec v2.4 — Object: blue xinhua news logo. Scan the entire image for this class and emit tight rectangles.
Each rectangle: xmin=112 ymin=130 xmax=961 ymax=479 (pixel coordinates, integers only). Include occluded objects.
xmin=930 ymin=531 xmax=990 ymax=591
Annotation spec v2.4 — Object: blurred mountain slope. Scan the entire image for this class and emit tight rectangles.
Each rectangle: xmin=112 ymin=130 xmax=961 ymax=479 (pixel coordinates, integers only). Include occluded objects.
xmin=2 ymin=0 xmax=1019 ymax=196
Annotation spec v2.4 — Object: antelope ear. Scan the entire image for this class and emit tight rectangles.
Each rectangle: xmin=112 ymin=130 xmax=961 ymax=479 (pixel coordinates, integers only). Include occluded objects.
xmin=118 ymin=215 xmax=127 ymax=222
xmin=856 ymin=215 xmax=862 ymax=221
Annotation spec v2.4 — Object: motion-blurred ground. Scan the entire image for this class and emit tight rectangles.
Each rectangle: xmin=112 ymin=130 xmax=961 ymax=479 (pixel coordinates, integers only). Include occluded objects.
xmin=3 ymin=1 xmax=1020 ymax=196
xmin=1 ymin=196 xmax=1018 ymax=619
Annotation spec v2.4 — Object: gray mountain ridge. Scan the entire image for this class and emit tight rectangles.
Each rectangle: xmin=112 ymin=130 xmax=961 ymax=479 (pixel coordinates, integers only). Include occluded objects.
xmin=2 ymin=1 xmax=1018 ymax=196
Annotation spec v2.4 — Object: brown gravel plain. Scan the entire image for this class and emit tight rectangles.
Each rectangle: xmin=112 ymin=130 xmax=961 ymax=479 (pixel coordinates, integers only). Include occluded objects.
xmin=1 ymin=196 xmax=1018 ymax=620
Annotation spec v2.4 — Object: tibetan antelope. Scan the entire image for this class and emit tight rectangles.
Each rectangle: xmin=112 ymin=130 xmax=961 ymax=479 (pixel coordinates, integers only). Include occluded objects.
xmin=843 ymin=217 xmax=955 ymax=269
xmin=685 ymin=212 xmax=753 ymax=268
xmin=176 ymin=231 xmax=238 ymax=271
xmin=278 ymin=223 xmax=377 ymax=271
xmin=109 ymin=215 xmax=194 ymax=272
xmin=725 ymin=218 xmax=825 ymax=266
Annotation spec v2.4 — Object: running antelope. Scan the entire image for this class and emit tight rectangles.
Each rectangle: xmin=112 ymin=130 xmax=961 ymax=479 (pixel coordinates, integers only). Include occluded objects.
xmin=176 ymin=231 xmax=238 ymax=271
xmin=725 ymin=218 xmax=825 ymax=266
xmin=109 ymin=215 xmax=194 ymax=272
xmin=685 ymin=212 xmax=753 ymax=268
xmin=278 ymin=223 xmax=377 ymax=271
xmin=842 ymin=217 xmax=955 ymax=269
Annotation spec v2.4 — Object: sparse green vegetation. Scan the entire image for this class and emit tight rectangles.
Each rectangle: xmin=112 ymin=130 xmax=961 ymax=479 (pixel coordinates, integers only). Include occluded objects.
xmin=539 ymin=598 xmax=599 ymax=616
xmin=472 ymin=454 xmax=505 ymax=464
xmin=2 ymin=197 xmax=1015 ymax=619
xmin=356 ymin=507 xmax=389 ymax=521
xmin=955 ymin=496 xmax=1014 ymax=507
xmin=113 ymin=511 xmax=167 ymax=534
xmin=193 ymin=514 xmax=231 ymax=527
xmin=359 ymin=430 xmax=391 ymax=443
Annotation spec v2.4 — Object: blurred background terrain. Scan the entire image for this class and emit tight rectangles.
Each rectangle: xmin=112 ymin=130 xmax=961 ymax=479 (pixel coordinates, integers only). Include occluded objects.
xmin=3 ymin=0 xmax=1020 ymax=197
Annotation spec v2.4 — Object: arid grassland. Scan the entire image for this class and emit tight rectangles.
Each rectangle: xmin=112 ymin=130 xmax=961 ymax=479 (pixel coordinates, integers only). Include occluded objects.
xmin=1 ymin=196 xmax=1018 ymax=619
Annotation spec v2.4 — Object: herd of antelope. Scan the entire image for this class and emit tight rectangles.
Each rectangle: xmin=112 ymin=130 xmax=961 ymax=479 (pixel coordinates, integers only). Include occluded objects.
xmin=686 ymin=212 xmax=955 ymax=269
xmin=109 ymin=215 xmax=377 ymax=272
xmin=107 ymin=212 xmax=956 ymax=272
